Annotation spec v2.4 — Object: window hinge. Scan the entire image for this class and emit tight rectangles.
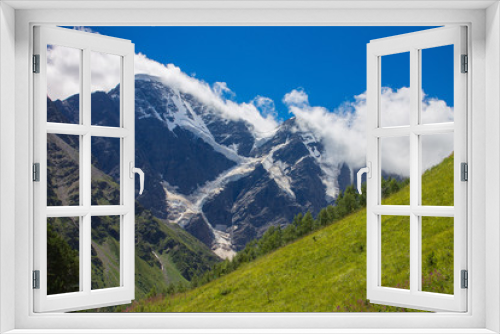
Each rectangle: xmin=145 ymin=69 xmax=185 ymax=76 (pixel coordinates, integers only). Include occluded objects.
xmin=461 ymin=270 xmax=468 ymax=289
xmin=33 ymin=270 xmax=40 ymax=289
xmin=33 ymin=54 xmax=40 ymax=73
xmin=461 ymin=54 xmax=468 ymax=73
xmin=33 ymin=163 xmax=40 ymax=182
xmin=33 ymin=55 xmax=40 ymax=73
xmin=461 ymin=162 xmax=468 ymax=182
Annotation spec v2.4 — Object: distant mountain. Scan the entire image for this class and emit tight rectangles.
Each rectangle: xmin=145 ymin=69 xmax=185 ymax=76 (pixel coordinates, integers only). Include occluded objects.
xmin=45 ymin=108 xmax=220 ymax=298
xmin=50 ymin=74 xmax=359 ymax=256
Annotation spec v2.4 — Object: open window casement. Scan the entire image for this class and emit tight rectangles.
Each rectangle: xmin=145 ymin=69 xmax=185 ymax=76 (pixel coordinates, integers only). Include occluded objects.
xmin=364 ymin=26 xmax=467 ymax=312
xmin=33 ymin=26 xmax=139 ymax=312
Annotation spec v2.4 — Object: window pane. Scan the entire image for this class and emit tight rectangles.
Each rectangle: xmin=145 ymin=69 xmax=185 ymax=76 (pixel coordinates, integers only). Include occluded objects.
xmin=47 ymin=217 xmax=80 ymax=295
xmin=421 ymin=45 xmax=454 ymax=124
xmin=421 ymin=217 xmax=454 ymax=295
xmin=380 ymin=136 xmax=410 ymax=205
xmin=47 ymin=134 xmax=80 ymax=206
xmin=381 ymin=215 xmax=410 ymax=290
xmin=380 ymin=52 xmax=410 ymax=127
xmin=47 ymin=45 xmax=80 ymax=124
xmin=91 ymin=52 xmax=121 ymax=127
xmin=91 ymin=137 xmax=121 ymax=205
xmin=421 ymin=133 xmax=454 ymax=206
xmin=91 ymin=216 xmax=120 ymax=290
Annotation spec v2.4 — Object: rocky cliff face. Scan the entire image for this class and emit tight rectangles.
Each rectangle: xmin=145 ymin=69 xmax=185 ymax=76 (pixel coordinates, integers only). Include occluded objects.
xmin=51 ymin=74 xmax=358 ymax=256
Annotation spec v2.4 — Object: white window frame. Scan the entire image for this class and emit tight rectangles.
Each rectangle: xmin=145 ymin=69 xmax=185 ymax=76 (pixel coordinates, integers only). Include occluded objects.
xmin=366 ymin=26 xmax=467 ymax=312
xmin=0 ymin=1 xmax=498 ymax=333
xmin=33 ymin=26 xmax=136 ymax=312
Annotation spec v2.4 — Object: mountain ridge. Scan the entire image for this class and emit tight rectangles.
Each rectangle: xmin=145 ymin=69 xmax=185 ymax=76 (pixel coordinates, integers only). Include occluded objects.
xmin=50 ymin=74 xmax=360 ymax=256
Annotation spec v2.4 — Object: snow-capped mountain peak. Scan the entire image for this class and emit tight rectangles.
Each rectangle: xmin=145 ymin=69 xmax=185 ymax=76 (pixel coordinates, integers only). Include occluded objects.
xmin=55 ymin=76 xmax=358 ymax=258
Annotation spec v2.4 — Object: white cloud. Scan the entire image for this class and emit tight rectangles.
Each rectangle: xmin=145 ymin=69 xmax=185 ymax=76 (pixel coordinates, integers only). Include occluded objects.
xmin=252 ymin=96 xmax=277 ymax=119
xmin=46 ymin=46 xmax=279 ymax=137
xmin=47 ymin=47 xmax=121 ymax=99
xmin=90 ymin=51 xmax=121 ymax=94
xmin=284 ymin=87 xmax=454 ymax=177
xmin=72 ymin=26 xmax=99 ymax=34
xmin=46 ymin=45 xmax=81 ymax=101
xmin=421 ymin=97 xmax=454 ymax=124
xmin=133 ymin=53 xmax=280 ymax=137
xmin=283 ymin=89 xmax=309 ymax=106
xmin=212 ymin=82 xmax=235 ymax=99
xmin=379 ymin=87 xmax=411 ymax=127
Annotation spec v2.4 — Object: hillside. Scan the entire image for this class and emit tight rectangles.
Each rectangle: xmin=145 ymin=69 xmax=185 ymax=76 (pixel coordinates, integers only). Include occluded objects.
xmin=46 ymin=129 xmax=220 ymax=301
xmin=124 ymin=154 xmax=454 ymax=312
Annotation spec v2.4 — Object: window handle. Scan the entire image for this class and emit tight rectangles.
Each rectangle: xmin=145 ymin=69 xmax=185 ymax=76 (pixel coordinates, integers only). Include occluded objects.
xmin=129 ymin=162 xmax=145 ymax=195
xmin=357 ymin=162 xmax=371 ymax=194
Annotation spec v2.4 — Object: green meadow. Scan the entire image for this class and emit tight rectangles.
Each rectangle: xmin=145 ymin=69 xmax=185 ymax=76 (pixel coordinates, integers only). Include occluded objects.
xmin=125 ymin=154 xmax=455 ymax=312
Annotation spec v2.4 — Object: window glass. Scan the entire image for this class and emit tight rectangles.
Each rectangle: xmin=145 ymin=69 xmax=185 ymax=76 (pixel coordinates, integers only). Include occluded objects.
xmin=421 ymin=217 xmax=454 ymax=295
xmin=421 ymin=133 xmax=454 ymax=206
xmin=91 ymin=216 xmax=121 ymax=290
xmin=47 ymin=134 xmax=80 ymax=206
xmin=421 ymin=45 xmax=454 ymax=124
xmin=91 ymin=137 xmax=121 ymax=206
xmin=380 ymin=52 xmax=410 ymax=127
xmin=381 ymin=215 xmax=410 ymax=290
xmin=381 ymin=136 xmax=410 ymax=205
xmin=91 ymin=52 xmax=121 ymax=127
xmin=47 ymin=217 xmax=80 ymax=295
xmin=47 ymin=45 xmax=80 ymax=124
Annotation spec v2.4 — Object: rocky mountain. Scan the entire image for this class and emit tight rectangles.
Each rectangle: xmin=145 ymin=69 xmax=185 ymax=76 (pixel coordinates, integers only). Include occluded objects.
xmin=46 ymin=101 xmax=220 ymax=298
xmin=50 ymin=74 xmax=358 ymax=257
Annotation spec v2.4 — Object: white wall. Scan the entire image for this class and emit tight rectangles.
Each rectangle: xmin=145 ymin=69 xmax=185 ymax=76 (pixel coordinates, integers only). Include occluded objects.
xmin=486 ymin=2 xmax=500 ymax=333
xmin=0 ymin=2 xmax=16 ymax=333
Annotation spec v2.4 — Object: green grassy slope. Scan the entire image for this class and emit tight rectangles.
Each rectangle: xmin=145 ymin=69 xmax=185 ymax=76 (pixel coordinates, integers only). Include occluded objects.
xmin=88 ymin=206 xmax=220 ymax=301
xmin=126 ymin=154 xmax=455 ymax=312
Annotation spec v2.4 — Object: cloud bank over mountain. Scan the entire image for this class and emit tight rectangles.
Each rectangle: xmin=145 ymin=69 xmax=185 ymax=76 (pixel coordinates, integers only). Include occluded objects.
xmin=46 ymin=42 xmax=454 ymax=177
xmin=284 ymin=87 xmax=454 ymax=176
xmin=47 ymin=46 xmax=279 ymax=138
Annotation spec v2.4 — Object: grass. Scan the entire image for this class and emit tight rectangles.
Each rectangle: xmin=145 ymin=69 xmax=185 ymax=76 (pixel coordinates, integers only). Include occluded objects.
xmin=125 ymin=154 xmax=455 ymax=313
xmin=159 ymin=253 xmax=189 ymax=285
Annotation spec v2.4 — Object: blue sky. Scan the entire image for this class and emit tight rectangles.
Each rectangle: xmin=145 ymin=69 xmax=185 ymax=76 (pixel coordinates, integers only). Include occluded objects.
xmin=87 ymin=26 xmax=453 ymax=121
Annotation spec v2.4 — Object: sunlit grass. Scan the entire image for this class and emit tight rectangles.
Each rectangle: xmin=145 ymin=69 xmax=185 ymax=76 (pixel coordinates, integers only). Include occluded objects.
xmin=125 ymin=154 xmax=455 ymax=312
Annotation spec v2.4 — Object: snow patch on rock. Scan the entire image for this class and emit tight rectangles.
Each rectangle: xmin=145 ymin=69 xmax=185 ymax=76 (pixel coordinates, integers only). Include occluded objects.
xmin=261 ymin=142 xmax=295 ymax=199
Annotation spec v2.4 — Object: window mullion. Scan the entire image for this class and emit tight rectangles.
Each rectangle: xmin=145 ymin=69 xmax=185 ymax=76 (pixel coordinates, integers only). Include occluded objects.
xmin=78 ymin=47 xmax=85 ymax=293
xmin=409 ymin=47 xmax=420 ymax=294
xmin=416 ymin=48 xmax=424 ymax=293
xmin=82 ymin=47 xmax=92 ymax=294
